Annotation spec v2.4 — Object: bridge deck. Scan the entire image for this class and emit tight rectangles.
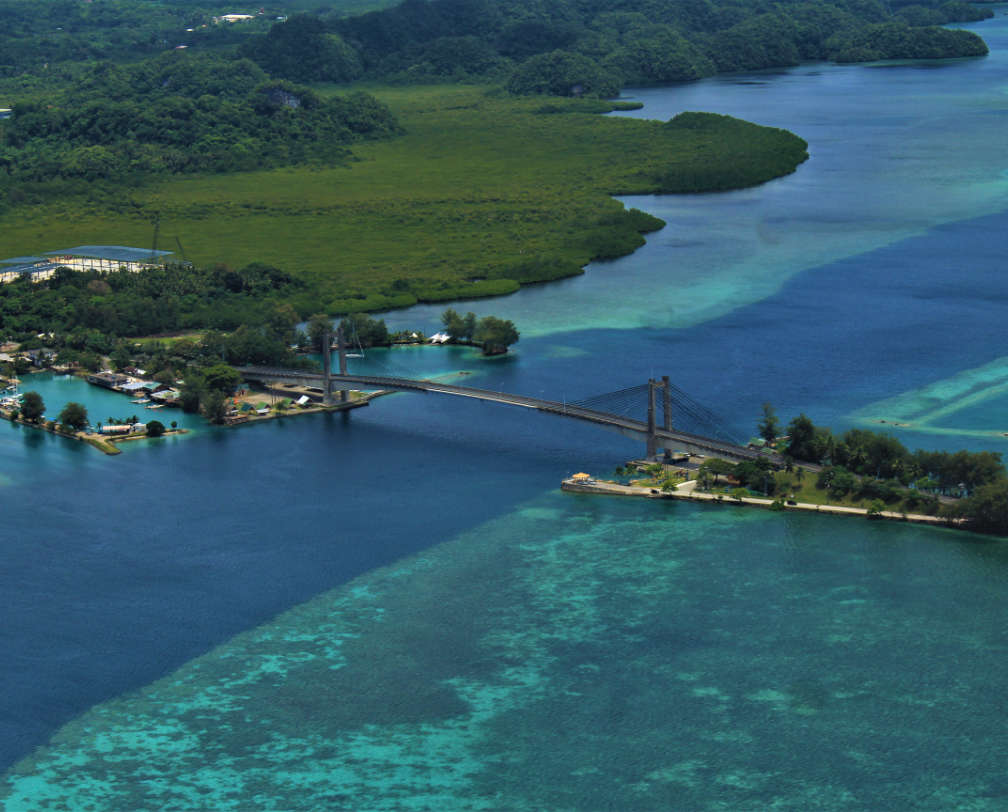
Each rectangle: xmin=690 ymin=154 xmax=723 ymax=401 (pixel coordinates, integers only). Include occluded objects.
xmin=236 ymin=367 xmax=781 ymax=464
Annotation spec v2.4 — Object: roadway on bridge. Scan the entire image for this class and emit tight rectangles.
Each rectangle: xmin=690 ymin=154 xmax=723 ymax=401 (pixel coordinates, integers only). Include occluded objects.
xmin=235 ymin=367 xmax=781 ymax=464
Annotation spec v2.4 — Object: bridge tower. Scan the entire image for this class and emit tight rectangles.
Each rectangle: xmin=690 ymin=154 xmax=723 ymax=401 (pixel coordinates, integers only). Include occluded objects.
xmin=336 ymin=325 xmax=348 ymax=404
xmin=320 ymin=325 xmax=350 ymax=406
xmin=646 ymin=376 xmax=674 ymax=460
xmin=321 ymin=328 xmax=333 ymax=406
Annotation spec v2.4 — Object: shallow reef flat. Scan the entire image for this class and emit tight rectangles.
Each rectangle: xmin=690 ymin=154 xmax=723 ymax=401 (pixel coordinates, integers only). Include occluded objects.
xmin=4 ymin=492 xmax=1007 ymax=810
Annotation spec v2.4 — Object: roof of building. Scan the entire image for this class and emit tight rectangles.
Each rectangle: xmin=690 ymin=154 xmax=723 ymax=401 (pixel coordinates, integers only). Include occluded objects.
xmin=0 ymin=256 xmax=47 ymax=265
xmin=44 ymin=246 xmax=174 ymax=263
xmin=0 ymin=262 xmax=58 ymax=277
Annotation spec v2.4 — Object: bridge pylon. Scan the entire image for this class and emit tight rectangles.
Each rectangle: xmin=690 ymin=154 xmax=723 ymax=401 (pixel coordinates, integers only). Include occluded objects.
xmin=336 ymin=325 xmax=348 ymax=404
xmin=646 ymin=376 xmax=674 ymax=461
xmin=320 ymin=324 xmax=350 ymax=406
xmin=321 ymin=328 xmax=333 ymax=406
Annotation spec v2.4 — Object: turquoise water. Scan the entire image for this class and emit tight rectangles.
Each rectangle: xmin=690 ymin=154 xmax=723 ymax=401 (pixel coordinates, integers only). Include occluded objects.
xmin=4 ymin=10 xmax=1008 ymax=809
xmin=7 ymin=372 xmax=203 ymax=429
xmin=850 ymin=356 xmax=1008 ymax=438
xmin=381 ymin=24 xmax=1008 ymax=339
xmin=4 ymin=495 xmax=1007 ymax=810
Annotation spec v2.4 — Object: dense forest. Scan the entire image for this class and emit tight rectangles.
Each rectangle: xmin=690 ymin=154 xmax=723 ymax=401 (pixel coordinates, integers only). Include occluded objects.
xmin=0 ymin=53 xmax=399 ymax=186
xmin=0 ymin=261 xmax=311 ymax=338
xmin=0 ymin=0 xmax=991 ymax=193
xmin=0 ymin=0 xmax=993 ymax=323
xmin=0 ymin=0 xmax=993 ymax=92
xmin=0 ymin=0 xmax=384 ymax=76
xmin=299 ymin=0 xmax=989 ymax=90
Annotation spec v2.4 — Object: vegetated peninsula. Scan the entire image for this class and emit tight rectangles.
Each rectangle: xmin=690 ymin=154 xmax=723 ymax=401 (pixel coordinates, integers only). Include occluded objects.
xmin=570 ymin=410 xmax=1008 ymax=537
xmin=0 ymin=77 xmax=808 ymax=318
xmin=0 ymin=0 xmax=990 ymax=325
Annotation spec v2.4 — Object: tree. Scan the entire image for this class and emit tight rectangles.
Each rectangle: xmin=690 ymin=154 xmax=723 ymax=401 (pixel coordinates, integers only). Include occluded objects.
xmin=267 ymin=302 xmax=300 ymax=344
xmin=441 ymin=309 xmax=478 ymax=342
xmin=202 ymin=391 xmax=230 ymax=424
xmin=146 ymin=420 xmax=165 ymax=437
xmin=827 ymin=469 xmax=856 ymax=499
xmin=307 ymin=313 xmax=332 ymax=352
xmin=507 ymin=50 xmax=621 ymax=98
xmin=223 ymin=325 xmax=291 ymax=366
xmin=786 ymin=414 xmax=816 ymax=461
xmin=20 ymin=391 xmax=45 ymax=423
xmin=473 ymin=316 xmax=519 ymax=355
xmin=240 ymin=15 xmax=363 ymax=83
xmin=58 ymin=402 xmax=88 ymax=431
xmin=110 ymin=344 xmax=132 ymax=371
xmin=340 ymin=313 xmax=389 ymax=348
xmin=441 ymin=308 xmax=464 ymax=340
xmin=699 ymin=458 xmax=735 ymax=485
xmin=697 ymin=468 xmax=713 ymax=491
xmin=757 ymin=402 xmax=780 ymax=445
xmin=461 ymin=311 xmax=477 ymax=341
xmin=734 ymin=457 xmax=777 ymax=495
xmin=178 ymin=375 xmax=204 ymax=413
xmin=603 ymin=27 xmax=715 ymax=85
xmin=203 ymin=363 xmax=241 ymax=395
xmin=948 ymin=480 xmax=1008 ymax=534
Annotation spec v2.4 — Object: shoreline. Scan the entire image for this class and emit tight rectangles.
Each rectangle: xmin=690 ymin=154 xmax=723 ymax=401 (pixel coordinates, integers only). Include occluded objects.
xmin=561 ymin=477 xmax=956 ymax=527
xmin=221 ymin=392 xmax=376 ymax=429
xmin=1 ymin=413 xmax=190 ymax=455
xmin=1 ymin=364 xmax=408 ymax=456
xmin=1 ymin=391 xmax=386 ymax=455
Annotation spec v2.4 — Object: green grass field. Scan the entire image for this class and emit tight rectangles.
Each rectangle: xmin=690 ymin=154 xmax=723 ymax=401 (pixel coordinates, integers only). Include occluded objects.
xmin=0 ymin=85 xmax=808 ymax=316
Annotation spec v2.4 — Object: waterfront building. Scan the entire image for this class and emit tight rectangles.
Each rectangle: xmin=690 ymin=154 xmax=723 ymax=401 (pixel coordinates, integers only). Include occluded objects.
xmin=87 ymin=372 xmax=130 ymax=390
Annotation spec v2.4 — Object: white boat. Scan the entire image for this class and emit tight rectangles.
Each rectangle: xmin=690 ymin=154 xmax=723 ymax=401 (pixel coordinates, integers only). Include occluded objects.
xmin=145 ymin=403 xmax=165 ymax=409
xmin=131 ymin=398 xmax=151 ymax=404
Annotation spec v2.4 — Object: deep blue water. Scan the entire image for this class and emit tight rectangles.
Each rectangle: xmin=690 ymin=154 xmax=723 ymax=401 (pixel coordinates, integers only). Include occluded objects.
xmin=3 ymin=9 xmax=1008 ymax=806
xmin=0 ymin=394 xmax=636 ymax=768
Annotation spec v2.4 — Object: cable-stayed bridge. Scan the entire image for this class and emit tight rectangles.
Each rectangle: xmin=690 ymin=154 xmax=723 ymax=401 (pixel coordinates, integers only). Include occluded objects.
xmin=235 ymin=365 xmax=780 ymax=465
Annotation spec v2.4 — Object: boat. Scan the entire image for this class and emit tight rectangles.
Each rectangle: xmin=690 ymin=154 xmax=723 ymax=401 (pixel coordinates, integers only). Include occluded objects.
xmin=131 ymin=398 xmax=151 ymax=404
xmin=145 ymin=403 xmax=165 ymax=409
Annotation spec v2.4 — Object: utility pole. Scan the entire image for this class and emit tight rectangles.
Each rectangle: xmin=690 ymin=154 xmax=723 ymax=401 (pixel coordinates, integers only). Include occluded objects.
xmin=150 ymin=211 xmax=161 ymax=263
